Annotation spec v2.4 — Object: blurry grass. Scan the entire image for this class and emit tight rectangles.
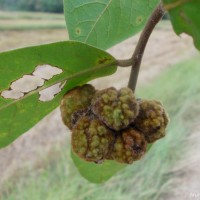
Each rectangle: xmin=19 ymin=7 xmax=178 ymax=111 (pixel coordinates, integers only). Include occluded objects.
xmin=2 ymin=56 xmax=200 ymax=200
xmin=0 ymin=23 xmax=66 ymax=30
xmin=0 ymin=11 xmax=65 ymax=30
xmin=0 ymin=11 xmax=64 ymax=20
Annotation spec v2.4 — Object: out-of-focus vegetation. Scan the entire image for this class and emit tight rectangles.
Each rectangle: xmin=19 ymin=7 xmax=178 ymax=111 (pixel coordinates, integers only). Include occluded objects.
xmin=0 ymin=11 xmax=66 ymax=30
xmin=1 ymin=56 xmax=200 ymax=200
xmin=0 ymin=0 xmax=63 ymax=13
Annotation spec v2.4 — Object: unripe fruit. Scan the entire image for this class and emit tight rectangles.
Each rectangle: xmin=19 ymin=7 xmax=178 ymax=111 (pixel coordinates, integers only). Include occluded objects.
xmin=60 ymin=84 xmax=95 ymax=129
xmin=72 ymin=115 xmax=115 ymax=163
xmin=110 ymin=128 xmax=147 ymax=164
xmin=133 ymin=100 xmax=169 ymax=143
xmin=91 ymin=87 xmax=139 ymax=131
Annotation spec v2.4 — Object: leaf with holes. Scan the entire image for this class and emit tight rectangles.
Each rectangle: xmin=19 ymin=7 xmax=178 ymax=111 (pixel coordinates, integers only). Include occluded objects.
xmin=0 ymin=41 xmax=117 ymax=148
xmin=64 ymin=0 xmax=159 ymax=49
xmin=163 ymin=0 xmax=200 ymax=50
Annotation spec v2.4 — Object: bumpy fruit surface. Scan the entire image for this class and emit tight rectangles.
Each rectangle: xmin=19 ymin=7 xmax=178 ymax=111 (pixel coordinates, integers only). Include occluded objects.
xmin=134 ymin=100 xmax=169 ymax=143
xmin=60 ymin=84 xmax=95 ymax=129
xmin=72 ymin=115 xmax=115 ymax=163
xmin=91 ymin=87 xmax=139 ymax=131
xmin=110 ymin=128 xmax=147 ymax=164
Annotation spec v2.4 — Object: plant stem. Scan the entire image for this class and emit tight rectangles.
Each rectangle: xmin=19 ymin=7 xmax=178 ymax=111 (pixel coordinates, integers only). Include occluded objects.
xmin=117 ymin=3 xmax=165 ymax=92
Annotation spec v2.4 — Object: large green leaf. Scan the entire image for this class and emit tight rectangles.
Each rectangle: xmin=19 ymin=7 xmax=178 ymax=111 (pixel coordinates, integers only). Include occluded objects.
xmin=64 ymin=0 xmax=159 ymax=49
xmin=71 ymin=151 xmax=126 ymax=184
xmin=72 ymin=144 xmax=152 ymax=183
xmin=0 ymin=41 xmax=117 ymax=148
xmin=163 ymin=0 xmax=200 ymax=50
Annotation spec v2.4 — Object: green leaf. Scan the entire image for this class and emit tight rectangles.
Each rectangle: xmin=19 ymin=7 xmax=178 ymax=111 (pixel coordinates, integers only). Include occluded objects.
xmin=64 ymin=0 xmax=159 ymax=49
xmin=163 ymin=0 xmax=200 ymax=50
xmin=71 ymin=151 xmax=126 ymax=184
xmin=0 ymin=41 xmax=117 ymax=148
xmin=72 ymin=144 xmax=152 ymax=183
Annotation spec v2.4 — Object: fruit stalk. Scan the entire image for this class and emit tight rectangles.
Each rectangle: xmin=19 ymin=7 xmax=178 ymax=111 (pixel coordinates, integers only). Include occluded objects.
xmin=117 ymin=3 xmax=165 ymax=92
xmin=128 ymin=3 xmax=165 ymax=92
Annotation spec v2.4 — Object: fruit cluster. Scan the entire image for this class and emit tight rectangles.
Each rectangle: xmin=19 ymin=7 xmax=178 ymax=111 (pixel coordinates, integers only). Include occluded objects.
xmin=60 ymin=84 xmax=169 ymax=164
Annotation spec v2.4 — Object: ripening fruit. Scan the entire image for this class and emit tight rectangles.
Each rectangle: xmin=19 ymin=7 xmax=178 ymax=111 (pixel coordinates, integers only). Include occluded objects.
xmin=60 ymin=84 xmax=96 ymax=130
xmin=133 ymin=100 xmax=169 ymax=143
xmin=72 ymin=115 xmax=115 ymax=163
xmin=110 ymin=128 xmax=147 ymax=164
xmin=91 ymin=87 xmax=139 ymax=131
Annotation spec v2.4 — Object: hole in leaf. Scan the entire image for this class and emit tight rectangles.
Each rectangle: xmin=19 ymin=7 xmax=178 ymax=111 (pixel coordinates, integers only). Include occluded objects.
xmin=39 ymin=81 xmax=67 ymax=102
xmin=1 ymin=90 xmax=24 ymax=100
xmin=11 ymin=75 xmax=45 ymax=93
xmin=0 ymin=64 xmax=64 ymax=100
xmin=33 ymin=64 xmax=63 ymax=80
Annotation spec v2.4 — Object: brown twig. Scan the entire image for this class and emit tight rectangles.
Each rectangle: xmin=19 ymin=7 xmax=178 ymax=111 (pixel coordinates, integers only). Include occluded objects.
xmin=117 ymin=3 xmax=165 ymax=92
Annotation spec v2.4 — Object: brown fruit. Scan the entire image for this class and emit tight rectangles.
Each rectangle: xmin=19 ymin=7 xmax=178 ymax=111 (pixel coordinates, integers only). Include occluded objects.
xmin=110 ymin=128 xmax=147 ymax=164
xmin=91 ymin=87 xmax=139 ymax=131
xmin=72 ymin=115 xmax=115 ymax=163
xmin=134 ymin=100 xmax=169 ymax=143
xmin=60 ymin=84 xmax=96 ymax=129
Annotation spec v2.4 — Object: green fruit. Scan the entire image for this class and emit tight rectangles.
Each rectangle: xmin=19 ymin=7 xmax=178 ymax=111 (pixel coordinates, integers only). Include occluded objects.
xmin=91 ymin=87 xmax=139 ymax=131
xmin=134 ymin=100 xmax=169 ymax=143
xmin=60 ymin=84 xmax=96 ymax=129
xmin=110 ymin=128 xmax=147 ymax=164
xmin=72 ymin=115 xmax=115 ymax=163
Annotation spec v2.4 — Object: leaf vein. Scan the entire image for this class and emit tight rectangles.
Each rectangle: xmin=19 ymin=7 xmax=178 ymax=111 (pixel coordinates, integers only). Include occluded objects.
xmin=84 ymin=0 xmax=113 ymax=43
